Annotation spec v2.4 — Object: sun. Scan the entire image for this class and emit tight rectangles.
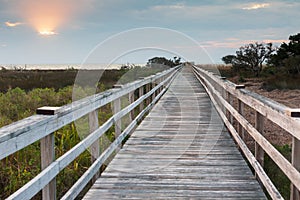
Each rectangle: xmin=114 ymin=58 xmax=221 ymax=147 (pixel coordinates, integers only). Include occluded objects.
xmin=39 ymin=30 xmax=57 ymax=36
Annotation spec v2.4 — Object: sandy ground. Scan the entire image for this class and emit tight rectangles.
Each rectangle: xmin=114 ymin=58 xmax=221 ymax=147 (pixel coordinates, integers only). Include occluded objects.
xmin=229 ymin=77 xmax=300 ymax=147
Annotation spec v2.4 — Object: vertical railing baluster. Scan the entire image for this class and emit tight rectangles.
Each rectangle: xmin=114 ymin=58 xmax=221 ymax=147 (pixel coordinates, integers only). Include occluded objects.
xmin=152 ymin=79 xmax=156 ymax=103
xmin=41 ymin=133 xmax=56 ymax=200
xmin=139 ymin=85 xmax=144 ymax=112
xmin=146 ymin=83 xmax=151 ymax=106
xmin=113 ymin=97 xmax=121 ymax=138
xmin=88 ymin=110 xmax=100 ymax=183
xmin=37 ymin=106 xmax=59 ymax=200
xmin=255 ymin=111 xmax=265 ymax=168
xmin=290 ymin=110 xmax=300 ymax=200
xmin=129 ymin=91 xmax=135 ymax=122
xmin=236 ymin=85 xmax=246 ymax=140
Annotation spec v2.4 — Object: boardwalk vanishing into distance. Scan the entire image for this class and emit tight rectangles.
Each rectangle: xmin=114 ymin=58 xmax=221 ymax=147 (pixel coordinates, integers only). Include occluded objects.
xmin=1 ymin=64 xmax=300 ymax=200
xmin=83 ymin=67 xmax=266 ymax=199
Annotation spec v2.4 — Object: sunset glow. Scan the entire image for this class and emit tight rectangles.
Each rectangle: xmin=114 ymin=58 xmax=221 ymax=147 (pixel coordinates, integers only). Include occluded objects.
xmin=39 ymin=30 xmax=57 ymax=36
xmin=16 ymin=0 xmax=85 ymax=36
xmin=5 ymin=21 xmax=23 ymax=27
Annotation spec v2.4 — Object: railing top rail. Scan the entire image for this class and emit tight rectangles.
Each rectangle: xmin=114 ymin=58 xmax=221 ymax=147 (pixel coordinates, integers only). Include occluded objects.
xmin=193 ymin=65 xmax=300 ymax=200
xmin=193 ymin=65 xmax=300 ymax=140
xmin=0 ymin=65 xmax=181 ymax=160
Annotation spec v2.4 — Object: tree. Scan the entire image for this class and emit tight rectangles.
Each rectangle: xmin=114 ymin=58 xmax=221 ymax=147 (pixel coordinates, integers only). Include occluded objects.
xmin=283 ymin=55 xmax=300 ymax=74
xmin=221 ymin=55 xmax=236 ymax=65
xmin=269 ymin=33 xmax=300 ymax=73
xmin=222 ymin=42 xmax=274 ymax=76
xmin=147 ymin=56 xmax=181 ymax=67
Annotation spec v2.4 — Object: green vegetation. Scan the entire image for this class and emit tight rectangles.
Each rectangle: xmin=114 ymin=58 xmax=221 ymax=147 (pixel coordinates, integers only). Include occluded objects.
xmin=0 ymin=61 xmax=174 ymax=199
xmin=147 ymin=56 xmax=181 ymax=68
xmin=221 ymin=32 xmax=300 ymax=90
xmin=222 ymin=43 xmax=274 ymax=77
xmin=0 ymin=69 xmax=126 ymax=92
xmin=264 ymin=145 xmax=291 ymax=200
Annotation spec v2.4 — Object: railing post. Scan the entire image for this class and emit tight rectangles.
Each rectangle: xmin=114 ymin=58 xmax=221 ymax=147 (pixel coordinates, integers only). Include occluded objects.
xmin=129 ymin=91 xmax=135 ymax=122
xmin=289 ymin=110 xmax=300 ymax=200
xmin=88 ymin=110 xmax=99 ymax=182
xmin=236 ymin=85 xmax=246 ymax=140
xmin=113 ymin=98 xmax=121 ymax=138
xmin=139 ymin=86 xmax=144 ymax=112
xmin=226 ymin=92 xmax=233 ymax=124
xmin=146 ymin=83 xmax=151 ymax=106
xmin=238 ymin=99 xmax=245 ymax=140
xmin=37 ymin=107 xmax=59 ymax=200
xmin=291 ymin=137 xmax=300 ymax=200
xmin=159 ymin=77 xmax=163 ymax=93
xmin=152 ymin=79 xmax=156 ymax=103
xmin=255 ymin=111 xmax=265 ymax=167
xmin=220 ymin=77 xmax=227 ymax=114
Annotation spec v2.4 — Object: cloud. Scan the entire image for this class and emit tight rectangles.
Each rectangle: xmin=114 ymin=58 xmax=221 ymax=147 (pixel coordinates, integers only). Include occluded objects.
xmin=1 ymin=44 xmax=7 ymax=47
xmin=242 ymin=3 xmax=270 ymax=10
xmin=5 ymin=21 xmax=23 ymax=27
xmin=202 ymin=38 xmax=288 ymax=49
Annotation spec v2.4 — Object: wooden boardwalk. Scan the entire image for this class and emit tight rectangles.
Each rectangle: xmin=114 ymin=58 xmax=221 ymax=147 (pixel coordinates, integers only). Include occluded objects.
xmin=83 ymin=67 xmax=266 ymax=199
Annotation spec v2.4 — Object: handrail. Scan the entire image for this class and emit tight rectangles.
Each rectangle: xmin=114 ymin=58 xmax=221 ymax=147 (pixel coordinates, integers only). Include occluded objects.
xmin=193 ymin=65 xmax=300 ymax=200
xmin=0 ymin=65 xmax=182 ymax=200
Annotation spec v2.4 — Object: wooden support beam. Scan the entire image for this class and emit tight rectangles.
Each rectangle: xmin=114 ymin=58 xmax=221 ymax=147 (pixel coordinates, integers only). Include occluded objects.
xmin=113 ymin=98 xmax=121 ymax=138
xmin=37 ymin=107 xmax=56 ymax=200
xmin=129 ymin=91 xmax=135 ymax=122
xmin=238 ymin=99 xmax=245 ymax=140
xmin=291 ymin=108 xmax=300 ymax=200
xmin=226 ymin=92 xmax=233 ymax=124
xmin=139 ymin=86 xmax=144 ymax=112
xmin=255 ymin=111 xmax=265 ymax=167
xmin=146 ymin=84 xmax=151 ymax=106
xmin=291 ymin=136 xmax=300 ymax=200
xmin=152 ymin=81 xmax=156 ymax=102
xmin=88 ymin=110 xmax=100 ymax=183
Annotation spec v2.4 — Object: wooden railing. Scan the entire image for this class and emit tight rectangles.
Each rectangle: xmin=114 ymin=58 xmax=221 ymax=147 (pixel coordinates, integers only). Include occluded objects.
xmin=193 ymin=65 xmax=300 ymax=200
xmin=0 ymin=65 xmax=182 ymax=200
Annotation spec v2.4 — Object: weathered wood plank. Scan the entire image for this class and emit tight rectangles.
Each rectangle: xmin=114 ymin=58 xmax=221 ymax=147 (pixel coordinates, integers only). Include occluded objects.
xmin=83 ymin=66 xmax=266 ymax=200
xmin=193 ymin=66 xmax=284 ymax=199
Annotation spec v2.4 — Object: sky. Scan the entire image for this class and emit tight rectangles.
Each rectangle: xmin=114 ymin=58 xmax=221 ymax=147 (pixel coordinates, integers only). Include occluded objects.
xmin=0 ymin=0 xmax=299 ymax=65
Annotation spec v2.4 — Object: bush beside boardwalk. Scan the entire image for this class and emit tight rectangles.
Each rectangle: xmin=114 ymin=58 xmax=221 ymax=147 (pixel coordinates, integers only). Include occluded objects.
xmin=0 ymin=64 xmax=172 ymax=199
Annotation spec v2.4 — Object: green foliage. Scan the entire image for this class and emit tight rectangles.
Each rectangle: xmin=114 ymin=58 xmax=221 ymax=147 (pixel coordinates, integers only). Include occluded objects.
xmin=238 ymin=75 xmax=246 ymax=83
xmin=282 ymin=55 xmax=300 ymax=74
xmin=269 ymin=33 xmax=300 ymax=69
xmin=262 ymin=74 xmax=300 ymax=91
xmin=221 ymin=55 xmax=236 ymax=65
xmin=0 ymin=87 xmax=73 ymax=127
xmin=264 ymin=144 xmax=291 ymax=199
xmin=222 ymin=43 xmax=275 ymax=77
xmin=118 ymin=65 xmax=168 ymax=84
xmin=147 ymin=56 xmax=181 ymax=68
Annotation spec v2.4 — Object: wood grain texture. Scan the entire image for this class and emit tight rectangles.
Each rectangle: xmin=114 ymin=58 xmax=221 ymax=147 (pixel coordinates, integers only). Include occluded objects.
xmin=83 ymin=66 xmax=266 ymax=200
xmin=193 ymin=66 xmax=284 ymax=199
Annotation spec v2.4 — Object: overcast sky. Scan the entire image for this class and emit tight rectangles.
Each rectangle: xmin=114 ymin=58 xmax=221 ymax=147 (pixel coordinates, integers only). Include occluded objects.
xmin=0 ymin=0 xmax=299 ymax=65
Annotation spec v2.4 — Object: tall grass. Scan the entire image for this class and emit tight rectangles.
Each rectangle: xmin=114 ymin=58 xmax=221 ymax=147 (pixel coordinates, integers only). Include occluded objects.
xmin=0 ymin=86 xmax=114 ymax=199
xmin=0 ymin=66 xmax=168 ymax=199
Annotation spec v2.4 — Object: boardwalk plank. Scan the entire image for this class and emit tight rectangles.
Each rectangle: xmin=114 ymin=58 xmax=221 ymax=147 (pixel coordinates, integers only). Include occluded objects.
xmin=83 ymin=67 xmax=266 ymax=199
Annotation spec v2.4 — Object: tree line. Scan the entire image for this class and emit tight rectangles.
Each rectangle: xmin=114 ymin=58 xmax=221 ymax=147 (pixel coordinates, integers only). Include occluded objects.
xmin=222 ymin=33 xmax=300 ymax=76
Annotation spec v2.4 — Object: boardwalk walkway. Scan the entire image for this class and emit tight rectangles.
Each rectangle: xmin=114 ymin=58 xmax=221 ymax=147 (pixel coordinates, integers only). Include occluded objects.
xmin=83 ymin=67 xmax=266 ymax=199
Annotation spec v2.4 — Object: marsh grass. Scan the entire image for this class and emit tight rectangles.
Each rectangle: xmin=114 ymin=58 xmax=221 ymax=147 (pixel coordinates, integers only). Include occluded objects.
xmin=0 ymin=66 xmax=168 ymax=199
